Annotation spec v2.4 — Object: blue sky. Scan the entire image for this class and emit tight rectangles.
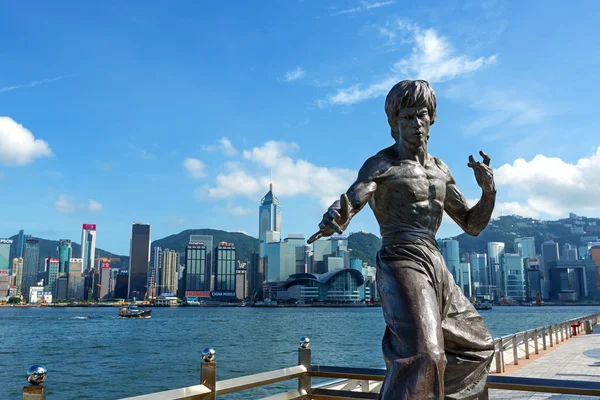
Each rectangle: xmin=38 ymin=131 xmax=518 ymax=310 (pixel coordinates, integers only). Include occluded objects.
xmin=1 ymin=0 xmax=600 ymax=255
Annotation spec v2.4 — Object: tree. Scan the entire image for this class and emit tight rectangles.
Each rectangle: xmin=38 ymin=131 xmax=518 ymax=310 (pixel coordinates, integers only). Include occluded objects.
xmin=8 ymin=297 xmax=21 ymax=304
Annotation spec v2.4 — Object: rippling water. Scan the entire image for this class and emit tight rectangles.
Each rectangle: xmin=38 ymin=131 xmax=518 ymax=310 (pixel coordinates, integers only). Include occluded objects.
xmin=1 ymin=305 xmax=598 ymax=399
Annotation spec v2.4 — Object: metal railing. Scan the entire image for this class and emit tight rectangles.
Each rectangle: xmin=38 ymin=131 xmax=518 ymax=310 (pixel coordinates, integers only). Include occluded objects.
xmin=20 ymin=313 xmax=600 ymax=400
xmin=113 ymin=313 xmax=600 ymax=400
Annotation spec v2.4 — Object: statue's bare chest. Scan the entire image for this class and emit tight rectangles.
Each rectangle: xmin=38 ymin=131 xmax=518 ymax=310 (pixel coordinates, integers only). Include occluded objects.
xmin=375 ymin=161 xmax=448 ymax=204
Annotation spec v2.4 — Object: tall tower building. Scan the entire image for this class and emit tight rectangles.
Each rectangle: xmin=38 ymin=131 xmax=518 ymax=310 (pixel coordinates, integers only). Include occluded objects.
xmin=487 ymin=242 xmax=505 ymax=296
xmin=514 ymin=237 xmax=536 ymax=259
xmin=45 ymin=258 xmax=60 ymax=297
xmin=161 ymin=249 xmax=178 ymax=295
xmin=502 ymin=253 xmax=525 ymax=300
xmin=152 ymin=246 xmax=163 ymax=292
xmin=81 ymin=224 xmax=97 ymax=273
xmin=0 ymin=238 xmax=12 ymax=273
xmin=189 ymin=235 xmax=214 ymax=290
xmin=214 ymin=242 xmax=236 ymax=293
xmin=259 ymin=183 xmax=282 ymax=260
xmin=12 ymin=257 xmax=23 ymax=296
xmin=470 ymin=252 xmax=489 ymax=295
xmin=22 ymin=239 xmax=40 ymax=301
xmin=58 ymin=239 xmax=72 ymax=274
xmin=184 ymin=241 xmax=209 ymax=299
xmin=128 ymin=223 xmax=151 ymax=300
xmin=562 ymin=243 xmax=578 ymax=261
xmin=16 ymin=229 xmax=25 ymax=258
xmin=441 ymin=239 xmax=460 ymax=284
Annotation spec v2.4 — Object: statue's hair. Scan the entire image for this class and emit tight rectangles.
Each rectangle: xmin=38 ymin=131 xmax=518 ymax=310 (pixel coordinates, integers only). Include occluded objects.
xmin=385 ymin=80 xmax=437 ymax=140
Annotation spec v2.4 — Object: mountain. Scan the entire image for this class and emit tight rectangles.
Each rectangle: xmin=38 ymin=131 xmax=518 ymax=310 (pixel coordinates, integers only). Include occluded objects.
xmin=348 ymin=231 xmax=381 ymax=267
xmin=151 ymin=229 xmax=258 ymax=264
xmin=441 ymin=214 xmax=600 ymax=256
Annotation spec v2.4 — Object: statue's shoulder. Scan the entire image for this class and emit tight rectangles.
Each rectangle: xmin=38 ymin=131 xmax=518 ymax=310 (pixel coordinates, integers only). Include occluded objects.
xmin=360 ymin=148 xmax=393 ymax=179
xmin=431 ymin=156 xmax=454 ymax=179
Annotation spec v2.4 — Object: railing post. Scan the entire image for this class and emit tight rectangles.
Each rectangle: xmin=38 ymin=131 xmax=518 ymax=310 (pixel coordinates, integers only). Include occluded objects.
xmin=524 ymin=331 xmax=530 ymax=359
xmin=201 ymin=348 xmax=217 ymax=400
xmin=534 ymin=329 xmax=539 ymax=355
xmin=23 ymin=365 xmax=47 ymax=400
xmin=495 ymin=338 xmax=504 ymax=373
xmin=549 ymin=325 xmax=553 ymax=347
xmin=298 ymin=336 xmax=311 ymax=393
xmin=542 ymin=327 xmax=547 ymax=350
xmin=512 ymin=335 xmax=519 ymax=365
xmin=555 ymin=324 xmax=560 ymax=344
xmin=561 ymin=323 xmax=565 ymax=342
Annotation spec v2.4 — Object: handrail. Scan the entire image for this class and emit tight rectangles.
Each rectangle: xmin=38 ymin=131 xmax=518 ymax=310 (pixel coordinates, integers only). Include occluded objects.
xmin=23 ymin=312 xmax=596 ymax=400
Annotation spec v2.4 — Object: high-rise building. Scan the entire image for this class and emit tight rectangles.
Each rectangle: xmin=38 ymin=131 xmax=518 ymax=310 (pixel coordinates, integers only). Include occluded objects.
xmin=259 ymin=183 xmax=282 ymax=260
xmin=591 ymin=246 xmax=600 ymax=293
xmin=541 ymin=239 xmax=559 ymax=299
xmin=12 ymin=257 xmax=23 ymax=296
xmin=562 ymin=243 xmax=578 ymax=261
xmin=311 ymin=236 xmax=349 ymax=275
xmin=470 ymin=253 xmax=489 ymax=295
xmin=441 ymin=240 xmax=460 ymax=283
xmin=16 ymin=230 xmax=25 ymax=258
xmin=235 ymin=268 xmax=247 ymax=300
xmin=189 ymin=235 xmax=214 ymax=290
xmin=128 ymin=222 xmax=151 ymax=300
xmin=68 ymin=258 xmax=84 ymax=300
xmin=161 ymin=249 xmax=178 ymax=295
xmin=22 ymin=239 xmax=40 ymax=301
xmin=514 ymin=237 xmax=536 ymax=259
xmin=459 ymin=262 xmax=471 ymax=298
xmin=45 ymin=258 xmax=60 ymax=297
xmin=114 ymin=270 xmax=129 ymax=299
xmin=81 ymin=224 xmax=97 ymax=273
xmin=502 ymin=253 xmax=525 ymax=300
xmin=151 ymin=246 xmax=163 ymax=293
xmin=58 ymin=240 xmax=72 ymax=274
xmin=525 ymin=257 xmax=542 ymax=301
xmin=0 ymin=238 xmax=12 ymax=298
xmin=248 ymin=252 xmax=262 ymax=300
xmin=99 ymin=260 xmax=111 ymax=300
xmin=214 ymin=242 xmax=236 ymax=294
xmin=487 ymin=242 xmax=505 ymax=296
xmin=184 ymin=242 xmax=209 ymax=300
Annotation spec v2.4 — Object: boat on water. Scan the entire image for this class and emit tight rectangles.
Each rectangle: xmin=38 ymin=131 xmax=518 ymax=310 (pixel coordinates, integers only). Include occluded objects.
xmin=473 ymin=302 xmax=493 ymax=310
xmin=118 ymin=305 xmax=151 ymax=319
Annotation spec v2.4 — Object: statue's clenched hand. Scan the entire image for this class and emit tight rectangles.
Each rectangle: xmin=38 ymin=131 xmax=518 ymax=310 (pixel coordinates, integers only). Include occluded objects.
xmin=307 ymin=194 xmax=351 ymax=244
xmin=468 ymin=151 xmax=495 ymax=193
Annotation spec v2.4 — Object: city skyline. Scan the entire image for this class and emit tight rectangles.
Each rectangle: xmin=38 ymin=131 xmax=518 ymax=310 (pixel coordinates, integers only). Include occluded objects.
xmin=1 ymin=2 xmax=600 ymax=255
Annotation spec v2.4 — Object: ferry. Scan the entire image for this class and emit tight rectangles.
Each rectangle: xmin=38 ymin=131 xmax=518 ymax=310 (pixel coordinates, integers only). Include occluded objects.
xmin=474 ymin=301 xmax=493 ymax=310
xmin=118 ymin=305 xmax=152 ymax=319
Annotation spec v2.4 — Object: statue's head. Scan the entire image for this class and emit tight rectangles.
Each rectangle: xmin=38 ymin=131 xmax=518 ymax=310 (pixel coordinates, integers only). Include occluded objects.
xmin=385 ymin=80 xmax=437 ymax=145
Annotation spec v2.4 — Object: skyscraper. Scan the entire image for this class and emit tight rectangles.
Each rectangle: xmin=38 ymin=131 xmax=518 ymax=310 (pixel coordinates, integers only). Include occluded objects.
xmin=441 ymin=239 xmax=460 ymax=283
xmin=16 ymin=230 xmax=25 ymax=258
xmin=503 ymin=253 xmax=525 ymax=300
xmin=487 ymin=242 xmax=505 ymax=296
xmin=22 ymin=239 xmax=40 ymax=301
xmin=0 ymin=238 xmax=12 ymax=273
xmin=259 ymin=183 xmax=282 ymax=260
xmin=58 ymin=239 xmax=72 ymax=274
xmin=161 ymin=249 xmax=178 ymax=295
xmin=184 ymin=241 xmax=209 ymax=299
xmin=81 ymin=224 xmax=97 ymax=273
xmin=12 ymin=257 xmax=23 ymax=296
xmin=562 ymin=243 xmax=578 ymax=261
xmin=189 ymin=235 xmax=214 ymax=290
xmin=128 ymin=223 xmax=151 ymax=300
xmin=45 ymin=258 xmax=60 ymax=297
xmin=470 ymin=252 xmax=488 ymax=295
xmin=214 ymin=242 xmax=236 ymax=293
xmin=152 ymin=246 xmax=163 ymax=293
xmin=514 ymin=237 xmax=536 ymax=259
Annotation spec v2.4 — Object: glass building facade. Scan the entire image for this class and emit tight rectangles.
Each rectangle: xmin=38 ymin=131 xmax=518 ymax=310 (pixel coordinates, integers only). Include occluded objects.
xmin=215 ymin=243 xmax=236 ymax=293
xmin=22 ymin=239 xmax=40 ymax=301
xmin=184 ymin=242 xmax=209 ymax=294
xmin=128 ymin=223 xmax=151 ymax=299
xmin=58 ymin=239 xmax=72 ymax=274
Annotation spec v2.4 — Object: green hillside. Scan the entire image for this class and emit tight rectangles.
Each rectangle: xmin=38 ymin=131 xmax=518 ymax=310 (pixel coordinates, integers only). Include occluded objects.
xmin=151 ymin=229 xmax=258 ymax=263
xmin=348 ymin=231 xmax=381 ymax=266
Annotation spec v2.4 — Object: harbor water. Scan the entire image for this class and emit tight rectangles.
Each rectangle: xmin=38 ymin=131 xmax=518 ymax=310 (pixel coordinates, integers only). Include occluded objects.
xmin=1 ymin=305 xmax=598 ymax=399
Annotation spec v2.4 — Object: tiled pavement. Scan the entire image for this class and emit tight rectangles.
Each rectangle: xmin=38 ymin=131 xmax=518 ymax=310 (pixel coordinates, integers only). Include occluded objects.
xmin=489 ymin=326 xmax=600 ymax=400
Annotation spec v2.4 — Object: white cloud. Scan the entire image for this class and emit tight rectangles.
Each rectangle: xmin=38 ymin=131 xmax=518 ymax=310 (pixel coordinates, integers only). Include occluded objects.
xmin=202 ymin=137 xmax=238 ymax=156
xmin=284 ymin=67 xmax=305 ymax=82
xmin=226 ymin=203 xmax=253 ymax=216
xmin=490 ymin=149 xmax=600 ymax=217
xmin=170 ymin=217 xmax=186 ymax=226
xmin=55 ymin=195 xmax=103 ymax=214
xmin=322 ymin=21 xmax=496 ymax=106
xmin=444 ymin=84 xmax=546 ymax=135
xmin=331 ymin=1 xmax=394 ymax=16
xmin=0 ymin=76 xmax=66 ymax=94
xmin=0 ymin=117 xmax=53 ymax=166
xmin=183 ymin=158 xmax=206 ymax=179
xmin=202 ymin=140 xmax=357 ymax=209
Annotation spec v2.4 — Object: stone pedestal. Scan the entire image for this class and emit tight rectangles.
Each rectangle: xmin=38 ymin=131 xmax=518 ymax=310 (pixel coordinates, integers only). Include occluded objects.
xmin=22 ymin=385 xmax=46 ymax=400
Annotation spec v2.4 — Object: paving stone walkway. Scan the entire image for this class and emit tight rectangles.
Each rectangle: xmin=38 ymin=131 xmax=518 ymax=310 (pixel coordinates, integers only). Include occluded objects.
xmin=489 ymin=326 xmax=600 ymax=400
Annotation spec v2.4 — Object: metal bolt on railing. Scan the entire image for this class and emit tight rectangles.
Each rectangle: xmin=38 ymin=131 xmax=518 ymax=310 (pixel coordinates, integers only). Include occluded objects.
xmin=298 ymin=336 xmax=312 ymax=392
xmin=201 ymin=348 xmax=217 ymax=400
xmin=23 ymin=365 xmax=47 ymax=400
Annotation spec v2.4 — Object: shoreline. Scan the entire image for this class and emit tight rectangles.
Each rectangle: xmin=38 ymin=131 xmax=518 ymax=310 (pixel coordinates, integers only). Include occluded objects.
xmin=2 ymin=303 xmax=600 ymax=308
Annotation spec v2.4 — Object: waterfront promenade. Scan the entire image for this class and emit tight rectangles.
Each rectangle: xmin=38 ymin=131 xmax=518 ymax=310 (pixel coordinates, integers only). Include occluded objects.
xmin=489 ymin=324 xmax=600 ymax=399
